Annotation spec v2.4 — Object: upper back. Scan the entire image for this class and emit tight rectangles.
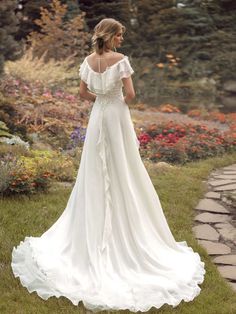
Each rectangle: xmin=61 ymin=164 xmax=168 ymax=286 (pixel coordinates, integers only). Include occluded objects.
xmin=86 ymin=51 xmax=125 ymax=74
xmin=79 ymin=51 xmax=134 ymax=95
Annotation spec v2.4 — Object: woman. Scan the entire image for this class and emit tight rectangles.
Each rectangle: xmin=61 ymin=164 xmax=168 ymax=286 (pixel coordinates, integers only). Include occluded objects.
xmin=79 ymin=19 xmax=135 ymax=107
xmin=11 ymin=18 xmax=206 ymax=312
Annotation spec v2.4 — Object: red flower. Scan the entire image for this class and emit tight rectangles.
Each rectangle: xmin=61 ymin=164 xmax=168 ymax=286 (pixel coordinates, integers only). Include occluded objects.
xmin=138 ymin=133 xmax=152 ymax=145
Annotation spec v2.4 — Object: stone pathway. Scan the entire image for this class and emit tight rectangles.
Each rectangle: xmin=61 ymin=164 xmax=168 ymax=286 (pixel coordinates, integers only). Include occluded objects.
xmin=193 ymin=163 xmax=236 ymax=292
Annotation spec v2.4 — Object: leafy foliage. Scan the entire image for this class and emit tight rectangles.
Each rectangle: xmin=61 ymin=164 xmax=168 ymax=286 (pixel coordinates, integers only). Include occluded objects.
xmin=0 ymin=76 xmax=91 ymax=150
xmin=132 ymin=0 xmax=236 ymax=88
xmin=4 ymin=48 xmax=79 ymax=91
xmin=0 ymin=148 xmax=76 ymax=196
xmin=15 ymin=0 xmax=51 ymax=41
xmin=27 ymin=0 xmax=90 ymax=61
xmin=0 ymin=121 xmax=12 ymax=138
xmin=0 ymin=91 xmax=28 ymax=140
xmin=78 ymin=0 xmax=133 ymax=53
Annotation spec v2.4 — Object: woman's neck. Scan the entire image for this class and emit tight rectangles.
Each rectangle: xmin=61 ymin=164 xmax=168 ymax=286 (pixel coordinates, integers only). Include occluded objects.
xmin=94 ymin=49 xmax=115 ymax=56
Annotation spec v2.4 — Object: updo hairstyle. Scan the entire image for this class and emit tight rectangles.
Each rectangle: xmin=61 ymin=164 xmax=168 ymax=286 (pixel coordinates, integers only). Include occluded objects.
xmin=91 ymin=18 xmax=126 ymax=55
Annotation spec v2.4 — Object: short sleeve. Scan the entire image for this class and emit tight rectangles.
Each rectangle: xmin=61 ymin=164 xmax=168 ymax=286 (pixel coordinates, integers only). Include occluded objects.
xmin=78 ymin=55 xmax=134 ymax=94
xmin=79 ymin=58 xmax=88 ymax=82
xmin=118 ymin=57 xmax=134 ymax=79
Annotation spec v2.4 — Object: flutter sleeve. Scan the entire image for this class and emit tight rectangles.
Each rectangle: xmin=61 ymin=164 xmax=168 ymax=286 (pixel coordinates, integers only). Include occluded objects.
xmin=79 ymin=58 xmax=89 ymax=83
xmin=118 ymin=56 xmax=134 ymax=80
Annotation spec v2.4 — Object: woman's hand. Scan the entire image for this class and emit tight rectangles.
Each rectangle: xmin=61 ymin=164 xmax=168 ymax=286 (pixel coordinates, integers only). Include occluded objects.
xmin=79 ymin=80 xmax=96 ymax=102
xmin=123 ymin=94 xmax=135 ymax=106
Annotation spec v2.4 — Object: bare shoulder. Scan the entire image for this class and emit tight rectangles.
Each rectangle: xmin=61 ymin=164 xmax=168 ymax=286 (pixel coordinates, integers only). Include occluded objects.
xmin=86 ymin=52 xmax=96 ymax=59
xmin=87 ymin=51 xmax=125 ymax=64
xmin=113 ymin=52 xmax=125 ymax=58
xmin=112 ymin=52 xmax=125 ymax=61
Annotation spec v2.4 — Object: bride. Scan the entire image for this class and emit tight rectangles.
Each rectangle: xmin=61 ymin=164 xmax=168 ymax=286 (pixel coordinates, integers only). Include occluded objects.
xmin=11 ymin=18 xmax=206 ymax=312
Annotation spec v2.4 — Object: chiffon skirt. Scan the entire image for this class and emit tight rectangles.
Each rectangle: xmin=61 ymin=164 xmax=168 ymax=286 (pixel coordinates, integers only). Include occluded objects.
xmin=11 ymin=89 xmax=206 ymax=312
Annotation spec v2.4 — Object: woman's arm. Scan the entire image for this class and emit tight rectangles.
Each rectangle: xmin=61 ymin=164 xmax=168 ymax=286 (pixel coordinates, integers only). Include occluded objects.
xmin=122 ymin=76 xmax=135 ymax=105
xmin=79 ymin=80 xmax=96 ymax=102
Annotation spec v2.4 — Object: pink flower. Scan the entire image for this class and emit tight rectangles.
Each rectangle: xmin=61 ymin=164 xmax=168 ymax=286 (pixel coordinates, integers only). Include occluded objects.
xmin=65 ymin=95 xmax=76 ymax=101
xmin=42 ymin=92 xmax=52 ymax=98
xmin=23 ymin=85 xmax=29 ymax=90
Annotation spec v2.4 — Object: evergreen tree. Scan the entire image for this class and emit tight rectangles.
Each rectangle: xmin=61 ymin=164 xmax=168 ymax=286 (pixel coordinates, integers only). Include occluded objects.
xmin=78 ymin=0 xmax=132 ymax=53
xmin=15 ymin=0 xmax=51 ymax=40
xmin=62 ymin=0 xmax=81 ymax=20
xmin=134 ymin=0 xmax=236 ymax=80
xmin=27 ymin=0 xmax=90 ymax=61
xmin=16 ymin=0 xmax=82 ymax=40
xmin=0 ymin=0 xmax=23 ymax=75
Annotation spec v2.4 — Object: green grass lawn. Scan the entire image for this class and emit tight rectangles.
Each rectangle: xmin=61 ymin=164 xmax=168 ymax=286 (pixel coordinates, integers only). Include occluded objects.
xmin=1 ymin=152 xmax=236 ymax=314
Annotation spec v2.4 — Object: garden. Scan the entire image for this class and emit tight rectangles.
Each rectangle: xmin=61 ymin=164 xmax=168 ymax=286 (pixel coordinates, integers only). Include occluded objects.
xmin=1 ymin=0 xmax=236 ymax=313
xmin=1 ymin=73 xmax=235 ymax=196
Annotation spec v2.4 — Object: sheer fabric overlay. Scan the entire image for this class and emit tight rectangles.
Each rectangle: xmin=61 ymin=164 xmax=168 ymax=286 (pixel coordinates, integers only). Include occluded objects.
xmin=11 ymin=55 xmax=206 ymax=313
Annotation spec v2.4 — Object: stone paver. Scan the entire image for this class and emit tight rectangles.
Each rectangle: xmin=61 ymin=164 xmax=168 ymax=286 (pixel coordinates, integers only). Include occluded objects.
xmin=215 ymin=222 xmax=234 ymax=229
xmin=192 ymin=224 xmax=220 ymax=241
xmin=213 ymin=255 xmax=236 ymax=266
xmin=217 ymin=225 xmax=236 ymax=243
xmin=213 ymin=174 xmax=236 ymax=180
xmin=205 ymin=191 xmax=221 ymax=199
xmin=209 ymin=179 xmax=236 ymax=187
xmin=197 ymin=240 xmax=231 ymax=255
xmin=214 ymin=183 xmax=236 ymax=191
xmin=222 ymin=171 xmax=236 ymax=175
xmin=194 ymin=212 xmax=231 ymax=223
xmin=192 ymin=163 xmax=236 ymax=293
xmin=217 ymin=266 xmax=236 ymax=281
xmin=222 ymin=165 xmax=236 ymax=171
xmin=195 ymin=198 xmax=230 ymax=213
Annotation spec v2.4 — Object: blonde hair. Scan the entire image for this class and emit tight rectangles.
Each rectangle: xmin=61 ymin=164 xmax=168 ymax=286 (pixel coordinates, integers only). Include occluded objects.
xmin=91 ymin=18 xmax=126 ymax=55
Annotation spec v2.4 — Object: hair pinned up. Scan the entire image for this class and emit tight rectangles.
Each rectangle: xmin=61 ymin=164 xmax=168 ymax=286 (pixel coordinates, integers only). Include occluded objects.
xmin=91 ymin=18 xmax=126 ymax=55
xmin=97 ymin=37 xmax=104 ymax=49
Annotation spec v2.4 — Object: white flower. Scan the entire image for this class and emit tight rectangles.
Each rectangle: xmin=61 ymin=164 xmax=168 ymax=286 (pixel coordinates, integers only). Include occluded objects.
xmin=0 ymin=135 xmax=30 ymax=150
xmin=177 ymin=3 xmax=186 ymax=8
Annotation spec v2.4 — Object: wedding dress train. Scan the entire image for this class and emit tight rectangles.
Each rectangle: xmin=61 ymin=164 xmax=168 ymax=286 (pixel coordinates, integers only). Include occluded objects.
xmin=11 ymin=55 xmax=206 ymax=312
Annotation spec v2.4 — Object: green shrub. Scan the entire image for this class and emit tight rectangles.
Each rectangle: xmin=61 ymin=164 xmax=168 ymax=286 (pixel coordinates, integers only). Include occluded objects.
xmin=0 ymin=143 xmax=30 ymax=158
xmin=0 ymin=156 xmax=54 ymax=195
xmin=0 ymin=148 xmax=76 ymax=196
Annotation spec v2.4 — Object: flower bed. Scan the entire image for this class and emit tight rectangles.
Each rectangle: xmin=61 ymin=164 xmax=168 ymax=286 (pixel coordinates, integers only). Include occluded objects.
xmin=0 ymin=76 xmax=91 ymax=149
xmin=0 ymin=155 xmax=54 ymax=195
xmin=137 ymin=121 xmax=236 ymax=164
xmin=187 ymin=109 xmax=236 ymax=125
xmin=0 ymin=147 xmax=76 ymax=196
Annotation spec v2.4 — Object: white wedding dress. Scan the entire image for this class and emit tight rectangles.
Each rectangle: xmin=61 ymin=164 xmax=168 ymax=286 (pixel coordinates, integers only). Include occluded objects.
xmin=11 ymin=55 xmax=206 ymax=312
